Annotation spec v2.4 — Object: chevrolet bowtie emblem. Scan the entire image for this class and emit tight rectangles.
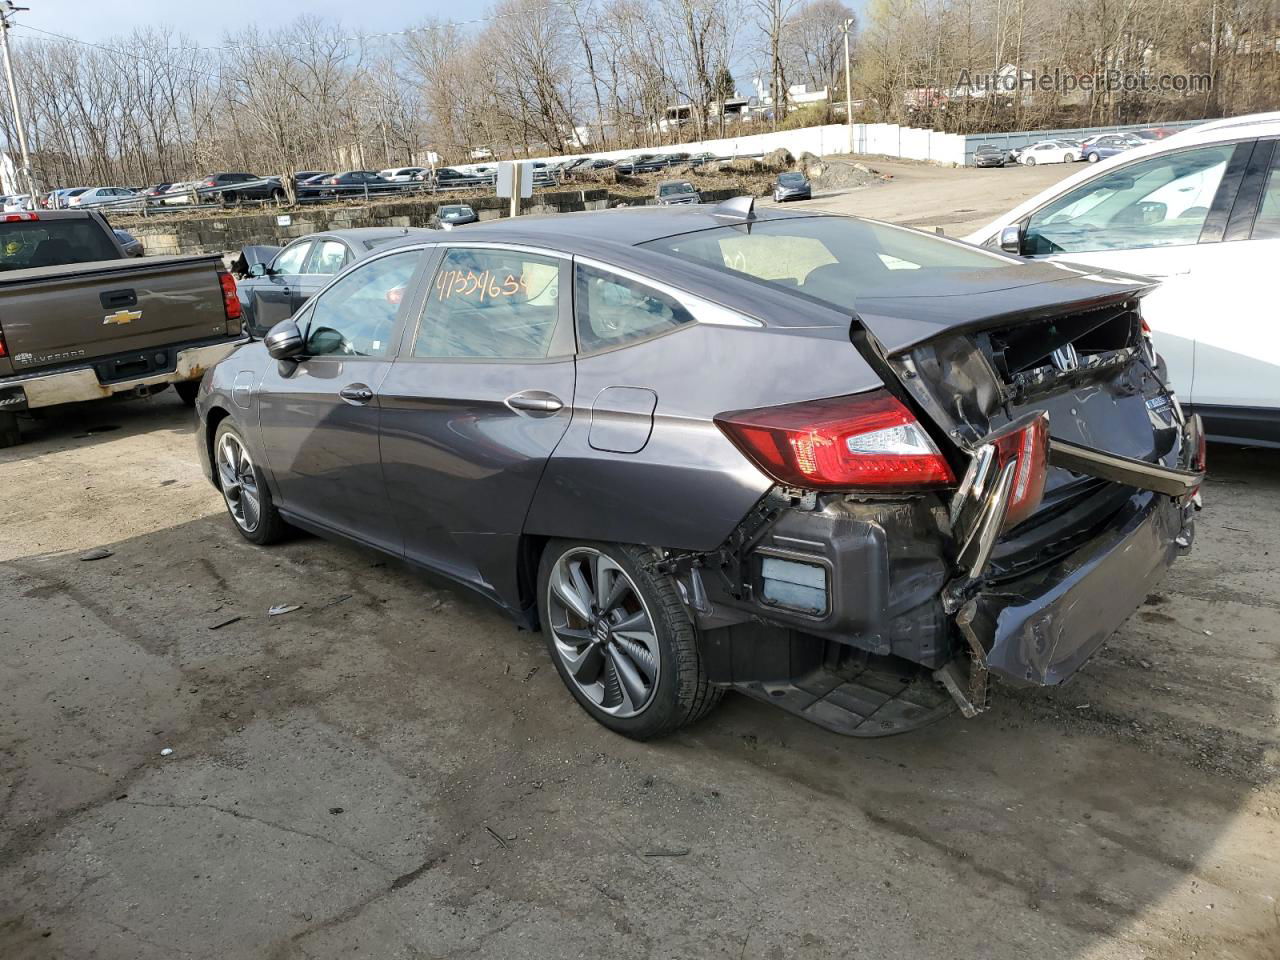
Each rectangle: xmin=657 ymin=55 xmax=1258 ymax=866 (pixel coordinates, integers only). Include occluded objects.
xmin=103 ymin=309 xmax=142 ymax=325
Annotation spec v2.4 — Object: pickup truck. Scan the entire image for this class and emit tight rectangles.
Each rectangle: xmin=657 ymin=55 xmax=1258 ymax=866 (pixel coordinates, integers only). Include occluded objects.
xmin=0 ymin=209 xmax=245 ymax=448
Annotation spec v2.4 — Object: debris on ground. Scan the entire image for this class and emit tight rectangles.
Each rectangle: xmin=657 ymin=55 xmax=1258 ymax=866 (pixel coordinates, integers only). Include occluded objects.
xmin=268 ymin=604 xmax=301 ymax=616
xmin=159 ymin=747 xmax=173 ymax=757
xmin=208 ymin=615 xmax=242 ymax=631
xmin=643 ymin=848 xmax=691 ymax=857
xmin=78 ymin=548 xmax=113 ymax=561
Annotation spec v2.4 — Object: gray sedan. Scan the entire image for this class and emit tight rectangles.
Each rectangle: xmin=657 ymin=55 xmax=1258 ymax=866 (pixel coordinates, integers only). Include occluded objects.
xmin=195 ymin=200 xmax=1202 ymax=741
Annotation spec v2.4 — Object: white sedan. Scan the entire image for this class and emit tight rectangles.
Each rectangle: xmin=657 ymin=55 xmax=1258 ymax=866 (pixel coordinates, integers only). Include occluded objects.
xmin=1018 ymin=140 xmax=1080 ymax=165
xmin=70 ymin=186 xmax=139 ymax=207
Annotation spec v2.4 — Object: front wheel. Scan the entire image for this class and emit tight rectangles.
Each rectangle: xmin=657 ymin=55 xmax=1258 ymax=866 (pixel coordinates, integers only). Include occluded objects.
xmin=1025 ymin=156 xmax=1036 ymax=165
xmin=538 ymin=540 xmax=722 ymax=740
xmin=174 ymin=380 xmax=199 ymax=406
xmin=213 ymin=420 xmax=286 ymax=545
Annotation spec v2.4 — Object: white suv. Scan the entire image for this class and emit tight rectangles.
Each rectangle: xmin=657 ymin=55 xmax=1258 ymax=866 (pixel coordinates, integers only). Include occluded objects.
xmin=967 ymin=112 xmax=1280 ymax=447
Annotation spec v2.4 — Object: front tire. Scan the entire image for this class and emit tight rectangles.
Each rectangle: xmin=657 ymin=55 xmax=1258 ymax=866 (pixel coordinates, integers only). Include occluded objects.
xmin=213 ymin=420 xmax=286 ymax=545
xmin=538 ymin=540 xmax=722 ymax=740
xmin=174 ymin=380 xmax=199 ymax=406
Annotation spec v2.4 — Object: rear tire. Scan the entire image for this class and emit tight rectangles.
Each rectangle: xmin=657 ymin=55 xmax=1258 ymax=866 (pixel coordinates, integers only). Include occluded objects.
xmin=538 ymin=540 xmax=722 ymax=740
xmin=1025 ymin=157 xmax=1036 ymax=165
xmin=1088 ymin=152 xmax=1100 ymax=163
xmin=174 ymin=380 xmax=199 ymax=406
xmin=0 ymin=410 xmax=20 ymax=448
xmin=1065 ymin=152 xmax=1077 ymax=162
xmin=212 ymin=420 xmax=286 ymax=545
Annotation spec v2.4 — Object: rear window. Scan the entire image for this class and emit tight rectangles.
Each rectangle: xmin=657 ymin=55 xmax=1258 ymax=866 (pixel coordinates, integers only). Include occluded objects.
xmin=0 ymin=218 xmax=120 ymax=271
xmin=639 ymin=216 xmax=1017 ymax=310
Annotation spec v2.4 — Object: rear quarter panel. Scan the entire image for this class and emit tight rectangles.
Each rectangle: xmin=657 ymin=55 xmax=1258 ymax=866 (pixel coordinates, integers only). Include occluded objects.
xmin=525 ymin=322 xmax=884 ymax=551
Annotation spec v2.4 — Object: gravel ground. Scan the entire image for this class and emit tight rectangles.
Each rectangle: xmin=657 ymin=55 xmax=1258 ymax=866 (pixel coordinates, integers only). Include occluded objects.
xmin=1 ymin=163 xmax=1277 ymax=960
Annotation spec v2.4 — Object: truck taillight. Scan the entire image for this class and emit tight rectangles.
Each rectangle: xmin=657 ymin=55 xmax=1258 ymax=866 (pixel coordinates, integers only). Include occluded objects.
xmin=714 ymin=389 xmax=955 ymax=491
xmin=1 ymin=212 xmax=37 ymax=222
xmin=0 ymin=328 xmax=7 ymax=358
xmin=218 ymin=271 xmax=242 ymax=322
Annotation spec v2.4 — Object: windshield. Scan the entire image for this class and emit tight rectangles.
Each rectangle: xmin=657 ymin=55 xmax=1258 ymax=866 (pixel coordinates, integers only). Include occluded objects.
xmin=658 ymin=183 xmax=692 ymax=196
xmin=779 ymin=173 xmax=806 ymax=183
xmin=640 ymin=216 xmax=1017 ymax=309
xmin=0 ymin=218 xmax=120 ymax=271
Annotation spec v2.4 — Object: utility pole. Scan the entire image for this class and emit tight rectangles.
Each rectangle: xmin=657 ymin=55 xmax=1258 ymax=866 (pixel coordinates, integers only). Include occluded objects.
xmin=509 ymin=161 xmax=522 ymax=218
xmin=842 ymin=18 xmax=854 ymax=151
xmin=0 ymin=2 xmax=35 ymax=204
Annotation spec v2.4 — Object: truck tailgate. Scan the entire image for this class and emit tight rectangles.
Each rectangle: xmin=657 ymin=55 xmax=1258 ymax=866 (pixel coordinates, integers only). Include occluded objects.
xmin=0 ymin=254 xmax=229 ymax=374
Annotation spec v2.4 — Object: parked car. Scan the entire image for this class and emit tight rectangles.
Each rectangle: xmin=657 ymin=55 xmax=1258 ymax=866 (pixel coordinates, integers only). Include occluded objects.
xmin=1018 ymin=140 xmax=1079 ymax=164
xmin=972 ymin=144 xmax=1006 ymax=168
xmin=315 ymin=171 xmax=398 ymax=197
xmin=0 ymin=209 xmax=245 ymax=447
xmin=379 ymin=166 xmax=426 ymax=182
xmin=1080 ymin=134 xmax=1144 ymax=163
xmin=69 ymin=186 xmax=140 ymax=208
xmin=141 ymin=183 xmax=173 ymax=200
xmin=613 ymin=155 xmax=653 ymax=174
xmin=189 ymin=172 xmax=286 ymax=204
xmin=195 ymin=200 xmax=1202 ymax=741
xmin=1133 ymin=127 xmax=1178 ymax=141
xmin=229 ymin=227 xmax=432 ymax=336
xmin=2 ymin=195 xmax=33 ymax=211
xmin=654 ymin=180 xmax=700 ymax=205
xmin=429 ymin=204 xmax=478 ymax=228
xmin=965 ymin=111 xmax=1280 ymax=446
xmin=772 ymin=171 xmax=812 ymax=201
xmin=1004 ymin=146 xmax=1024 ymax=164
xmin=113 ymin=228 xmax=143 ymax=257
xmin=293 ymin=171 xmax=332 ymax=183
xmin=43 ymin=188 xmax=88 ymax=209
xmin=685 ymin=152 xmax=718 ymax=167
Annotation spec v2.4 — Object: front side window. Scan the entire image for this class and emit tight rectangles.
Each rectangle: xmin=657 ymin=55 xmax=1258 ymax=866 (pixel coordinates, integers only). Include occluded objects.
xmin=575 ymin=264 xmax=694 ymax=352
xmin=305 ymin=239 xmax=348 ymax=275
xmin=1024 ymin=143 xmax=1235 ymax=254
xmin=305 ymin=250 xmax=421 ymax=358
xmin=273 ymin=241 xmax=312 ymax=275
xmin=412 ymin=247 xmax=561 ymax=359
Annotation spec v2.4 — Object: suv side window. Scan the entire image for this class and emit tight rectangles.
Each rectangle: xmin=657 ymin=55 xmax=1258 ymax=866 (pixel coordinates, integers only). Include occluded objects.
xmin=1253 ymin=148 xmax=1280 ymax=240
xmin=305 ymin=250 xmax=421 ymax=358
xmin=1024 ymin=143 xmax=1235 ymax=255
xmin=575 ymin=263 xmax=694 ymax=353
xmin=273 ymin=241 xmax=312 ymax=276
xmin=412 ymin=247 xmax=562 ymax=359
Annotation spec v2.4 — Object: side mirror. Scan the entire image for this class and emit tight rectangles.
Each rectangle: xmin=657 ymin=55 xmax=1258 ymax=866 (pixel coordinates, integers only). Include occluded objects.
xmin=248 ymin=261 xmax=267 ymax=278
xmin=999 ymin=224 xmax=1023 ymax=255
xmin=264 ymin=319 xmax=305 ymax=360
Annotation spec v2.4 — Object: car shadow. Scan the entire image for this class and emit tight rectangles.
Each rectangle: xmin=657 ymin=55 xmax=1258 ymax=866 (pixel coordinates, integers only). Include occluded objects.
xmin=2 ymin=387 xmax=196 ymax=457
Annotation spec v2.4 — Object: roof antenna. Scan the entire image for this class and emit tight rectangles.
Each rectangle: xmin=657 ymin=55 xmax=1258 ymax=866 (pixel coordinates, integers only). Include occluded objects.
xmin=714 ymin=195 xmax=756 ymax=221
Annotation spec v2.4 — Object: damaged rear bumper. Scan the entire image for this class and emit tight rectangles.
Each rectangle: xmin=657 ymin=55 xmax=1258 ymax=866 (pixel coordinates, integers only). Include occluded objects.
xmin=957 ymin=488 xmax=1192 ymax=693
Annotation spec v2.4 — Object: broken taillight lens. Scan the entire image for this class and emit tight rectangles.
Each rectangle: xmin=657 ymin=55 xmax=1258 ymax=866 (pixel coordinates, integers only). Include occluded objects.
xmin=715 ymin=389 xmax=956 ymax=491
xmin=990 ymin=413 xmax=1050 ymax=531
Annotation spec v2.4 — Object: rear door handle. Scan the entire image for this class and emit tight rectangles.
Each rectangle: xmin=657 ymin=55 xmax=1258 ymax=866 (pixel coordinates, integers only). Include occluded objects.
xmin=505 ymin=390 xmax=564 ymax=414
xmin=339 ymin=384 xmax=374 ymax=405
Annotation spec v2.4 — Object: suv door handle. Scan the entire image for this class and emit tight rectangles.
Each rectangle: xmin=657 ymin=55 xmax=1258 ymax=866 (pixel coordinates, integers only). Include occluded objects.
xmin=339 ymin=384 xmax=374 ymax=404
xmin=505 ymin=390 xmax=564 ymax=414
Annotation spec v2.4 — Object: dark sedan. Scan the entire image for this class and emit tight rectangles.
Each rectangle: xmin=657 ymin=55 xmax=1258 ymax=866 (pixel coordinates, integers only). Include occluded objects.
xmin=972 ymin=144 xmax=1006 ymax=168
xmin=195 ymin=201 xmax=1202 ymax=742
xmin=772 ymin=171 xmax=812 ymax=201
xmin=231 ymin=227 xmax=432 ymax=336
xmin=430 ymin=204 xmax=479 ymax=227
xmin=197 ymin=172 xmax=286 ymax=203
xmin=315 ymin=171 xmax=399 ymax=197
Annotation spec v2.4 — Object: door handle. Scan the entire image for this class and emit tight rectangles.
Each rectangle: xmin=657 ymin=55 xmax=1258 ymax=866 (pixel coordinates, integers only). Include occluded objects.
xmin=339 ymin=384 xmax=374 ymax=404
xmin=505 ymin=391 xmax=564 ymax=414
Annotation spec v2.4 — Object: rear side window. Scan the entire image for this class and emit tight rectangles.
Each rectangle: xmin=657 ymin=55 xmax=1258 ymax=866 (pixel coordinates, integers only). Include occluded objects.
xmin=412 ymin=247 xmax=562 ymax=359
xmin=305 ymin=250 xmax=420 ymax=358
xmin=305 ymin=239 xmax=348 ymax=275
xmin=0 ymin=218 xmax=120 ymax=270
xmin=574 ymin=264 xmax=694 ymax=353
xmin=1253 ymin=151 xmax=1280 ymax=240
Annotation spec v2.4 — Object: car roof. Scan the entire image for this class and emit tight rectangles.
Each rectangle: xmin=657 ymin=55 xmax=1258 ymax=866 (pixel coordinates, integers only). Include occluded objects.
xmin=303 ymin=227 xmax=433 ymax=246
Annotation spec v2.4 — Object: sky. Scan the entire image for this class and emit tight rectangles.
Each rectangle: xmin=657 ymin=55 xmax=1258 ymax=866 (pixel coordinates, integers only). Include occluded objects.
xmin=11 ymin=1 xmax=449 ymax=44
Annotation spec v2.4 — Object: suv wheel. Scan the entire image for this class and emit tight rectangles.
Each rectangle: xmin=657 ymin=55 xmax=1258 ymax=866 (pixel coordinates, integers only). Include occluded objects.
xmin=213 ymin=420 xmax=286 ymax=545
xmin=538 ymin=541 xmax=722 ymax=740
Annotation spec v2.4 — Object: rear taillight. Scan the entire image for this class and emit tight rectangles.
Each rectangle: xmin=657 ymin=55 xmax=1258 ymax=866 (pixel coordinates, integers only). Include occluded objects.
xmin=218 ymin=271 xmax=242 ymax=321
xmin=714 ymin=389 xmax=955 ymax=491
xmin=2 ymin=212 xmax=37 ymax=222
xmin=203 ymin=179 xmax=217 ymax=187
xmin=0 ymin=328 xmax=7 ymax=358
xmin=989 ymin=414 xmax=1049 ymax=531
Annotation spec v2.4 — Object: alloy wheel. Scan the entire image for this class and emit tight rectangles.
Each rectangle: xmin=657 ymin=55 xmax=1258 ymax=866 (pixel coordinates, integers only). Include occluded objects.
xmin=216 ymin=432 xmax=262 ymax=533
xmin=546 ymin=548 xmax=660 ymax=718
